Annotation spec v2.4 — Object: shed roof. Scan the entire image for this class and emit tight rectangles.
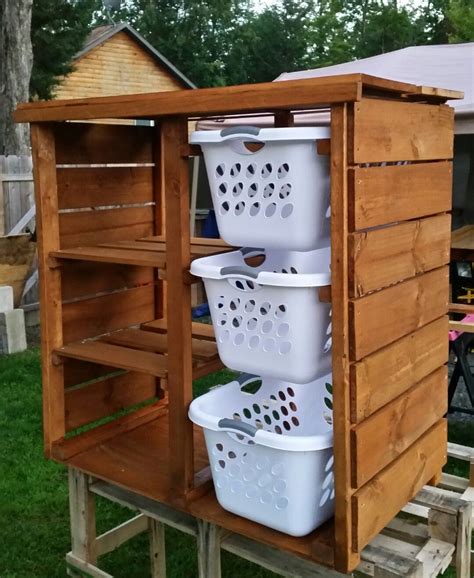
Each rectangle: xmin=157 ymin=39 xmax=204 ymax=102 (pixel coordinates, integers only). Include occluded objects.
xmin=75 ymin=22 xmax=196 ymax=89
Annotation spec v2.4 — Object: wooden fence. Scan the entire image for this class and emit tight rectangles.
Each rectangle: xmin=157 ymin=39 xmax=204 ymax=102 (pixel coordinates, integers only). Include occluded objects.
xmin=0 ymin=155 xmax=38 ymax=309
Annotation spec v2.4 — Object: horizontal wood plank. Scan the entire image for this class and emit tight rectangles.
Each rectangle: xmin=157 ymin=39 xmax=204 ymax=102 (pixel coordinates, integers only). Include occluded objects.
xmin=61 ymin=262 xmax=154 ymax=302
xmin=349 ymin=214 xmax=451 ymax=297
xmin=64 ymin=359 xmax=118 ymax=388
xmin=62 ymin=285 xmax=154 ymax=343
xmin=352 ymin=420 xmax=447 ymax=551
xmin=57 ymin=166 xmax=153 ymax=208
xmin=16 ymin=75 xmax=363 ymax=122
xmin=65 ymin=372 xmax=157 ymax=431
xmin=351 ymin=366 xmax=447 ymax=487
xmin=56 ymin=341 xmax=167 ymax=378
xmin=54 ymin=123 xmax=153 ymax=164
xmin=142 ymin=319 xmax=215 ymax=341
xmin=349 ymin=267 xmax=449 ymax=360
xmin=59 ymin=206 xmax=154 ymax=249
xmin=352 ymin=100 xmax=454 ymax=163
xmin=99 ymin=328 xmax=218 ymax=361
xmin=350 ymin=317 xmax=448 ymax=423
xmin=349 ymin=162 xmax=452 ymax=230
xmin=52 ymin=245 xmax=165 ymax=267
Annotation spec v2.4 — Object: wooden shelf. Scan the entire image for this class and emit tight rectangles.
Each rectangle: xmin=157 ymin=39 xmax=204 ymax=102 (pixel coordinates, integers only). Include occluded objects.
xmin=61 ymin=411 xmax=335 ymax=569
xmin=50 ymin=236 xmax=233 ymax=268
xmin=54 ymin=325 xmax=223 ymax=379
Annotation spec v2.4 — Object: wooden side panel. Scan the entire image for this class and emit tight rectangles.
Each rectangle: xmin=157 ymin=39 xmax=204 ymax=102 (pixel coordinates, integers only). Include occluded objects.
xmin=62 ymin=285 xmax=155 ymax=343
xmin=64 ymin=359 xmax=116 ymax=388
xmin=54 ymin=123 xmax=153 ymax=164
xmin=352 ymin=100 xmax=454 ymax=163
xmin=352 ymin=420 xmax=447 ymax=551
xmin=349 ymin=162 xmax=452 ymax=230
xmin=349 ymin=214 xmax=451 ymax=297
xmin=350 ymin=317 xmax=448 ymax=423
xmin=65 ymin=372 xmax=157 ymax=431
xmin=59 ymin=206 xmax=154 ymax=249
xmin=61 ymin=261 xmax=154 ymax=302
xmin=349 ymin=267 xmax=449 ymax=360
xmin=57 ymin=166 xmax=153 ymax=209
xmin=351 ymin=366 xmax=447 ymax=487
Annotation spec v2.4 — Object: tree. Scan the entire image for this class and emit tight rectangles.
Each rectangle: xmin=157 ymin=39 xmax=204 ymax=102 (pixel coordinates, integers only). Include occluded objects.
xmin=0 ymin=0 xmax=33 ymax=154
xmin=30 ymin=0 xmax=97 ymax=99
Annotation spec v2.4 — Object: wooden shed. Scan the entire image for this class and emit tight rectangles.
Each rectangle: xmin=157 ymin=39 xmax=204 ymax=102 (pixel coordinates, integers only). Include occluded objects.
xmin=54 ymin=22 xmax=195 ymax=101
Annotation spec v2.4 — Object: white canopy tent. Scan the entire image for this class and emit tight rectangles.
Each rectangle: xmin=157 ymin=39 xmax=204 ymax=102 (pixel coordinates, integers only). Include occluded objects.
xmin=198 ymin=42 xmax=474 ymax=134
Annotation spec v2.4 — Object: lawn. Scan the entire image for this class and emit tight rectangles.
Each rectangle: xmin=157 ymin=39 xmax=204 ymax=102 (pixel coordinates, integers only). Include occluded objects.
xmin=0 ymin=349 xmax=471 ymax=577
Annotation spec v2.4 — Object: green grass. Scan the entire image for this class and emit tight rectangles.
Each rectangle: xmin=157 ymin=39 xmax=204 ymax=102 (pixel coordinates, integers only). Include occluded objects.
xmin=0 ymin=349 xmax=470 ymax=577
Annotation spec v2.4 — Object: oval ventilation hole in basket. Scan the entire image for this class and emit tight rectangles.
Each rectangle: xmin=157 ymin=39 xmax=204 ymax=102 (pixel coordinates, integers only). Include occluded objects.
xmin=219 ymin=201 xmax=230 ymax=215
xmin=248 ymin=182 xmax=258 ymax=197
xmin=281 ymin=204 xmax=294 ymax=219
xmin=263 ymin=183 xmax=275 ymax=198
xmin=279 ymin=183 xmax=292 ymax=198
xmin=232 ymin=182 xmax=244 ymax=197
xmin=265 ymin=203 xmax=277 ymax=217
xmin=261 ymin=163 xmax=273 ymax=178
xmin=216 ymin=163 xmax=226 ymax=177
xmin=218 ymin=182 xmax=228 ymax=196
xmin=230 ymin=162 xmax=242 ymax=177
xmin=277 ymin=163 xmax=290 ymax=179
xmin=249 ymin=202 xmax=260 ymax=216
xmin=246 ymin=163 xmax=257 ymax=177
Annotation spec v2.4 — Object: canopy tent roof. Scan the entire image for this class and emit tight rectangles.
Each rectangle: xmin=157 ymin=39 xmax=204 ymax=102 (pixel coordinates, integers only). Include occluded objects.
xmin=198 ymin=43 xmax=473 ymax=134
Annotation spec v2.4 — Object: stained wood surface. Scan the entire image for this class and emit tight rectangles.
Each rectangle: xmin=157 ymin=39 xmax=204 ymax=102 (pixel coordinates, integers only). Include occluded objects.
xmin=52 ymin=245 xmax=166 ymax=268
xmin=162 ymin=118 xmax=195 ymax=498
xmin=56 ymin=341 xmax=168 ymax=377
xmin=349 ymin=162 xmax=452 ymax=230
xmin=330 ymin=103 xmax=359 ymax=572
xmin=65 ymin=372 xmax=157 ymax=431
xmin=352 ymin=100 xmax=454 ymax=163
xmin=349 ymin=267 xmax=449 ymax=360
xmin=30 ymin=124 xmax=65 ymax=456
xmin=352 ymin=420 xmax=447 ymax=551
xmin=54 ymin=123 xmax=153 ymax=164
xmin=349 ymin=214 xmax=451 ymax=297
xmin=351 ymin=317 xmax=448 ymax=423
xmin=57 ymin=166 xmax=153 ymax=209
xmin=62 ymin=285 xmax=154 ymax=343
xmin=143 ymin=319 xmax=215 ymax=341
xmin=64 ymin=359 xmax=117 ymax=388
xmin=351 ymin=366 xmax=447 ymax=487
xmin=59 ymin=206 xmax=154 ymax=249
xmin=61 ymin=262 xmax=154 ymax=302
xmin=15 ymin=73 xmax=462 ymax=123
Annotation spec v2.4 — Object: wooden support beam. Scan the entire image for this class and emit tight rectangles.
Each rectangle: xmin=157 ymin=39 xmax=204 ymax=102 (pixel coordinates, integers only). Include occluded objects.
xmin=149 ymin=518 xmax=167 ymax=578
xmin=96 ymin=514 xmax=148 ymax=557
xmin=68 ymin=469 xmax=97 ymax=565
xmin=31 ymin=123 xmax=65 ymax=457
xmin=162 ymin=117 xmax=194 ymax=500
xmin=197 ymin=520 xmax=222 ymax=578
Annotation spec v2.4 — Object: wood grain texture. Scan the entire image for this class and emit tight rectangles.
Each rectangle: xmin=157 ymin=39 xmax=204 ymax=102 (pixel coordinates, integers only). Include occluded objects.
xmin=350 ymin=316 xmax=448 ymax=423
xmin=329 ymin=103 xmax=360 ymax=572
xmin=52 ymin=244 xmax=165 ymax=267
xmin=57 ymin=166 xmax=153 ymax=209
xmin=62 ymin=285 xmax=155 ymax=343
xmin=349 ymin=214 xmax=451 ymax=297
xmin=352 ymin=420 xmax=447 ymax=551
xmin=349 ymin=162 xmax=452 ymax=230
xmin=61 ymin=261 xmax=154 ymax=302
xmin=349 ymin=267 xmax=449 ymax=360
xmin=30 ymin=123 xmax=65 ymax=456
xmin=162 ymin=118 xmax=194 ymax=498
xmin=64 ymin=359 xmax=117 ymax=388
xmin=54 ymin=123 xmax=153 ymax=164
xmin=59 ymin=206 xmax=154 ymax=249
xmin=65 ymin=372 xmax=157 ymax=431
xmin=352 ymin=100 xmax=454 ymax=163
xmin=351 ymin=366 xmax=447 ymax=487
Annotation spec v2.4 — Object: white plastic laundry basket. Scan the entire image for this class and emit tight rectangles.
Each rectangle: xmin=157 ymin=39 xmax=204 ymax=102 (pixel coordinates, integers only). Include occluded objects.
xmin=191 ymin=247 xmax=331 ymax=383
xmin=190 ymin=126 xmax=330 ymax=251
xmin=189 ymin=373 xmax=334 ymax=536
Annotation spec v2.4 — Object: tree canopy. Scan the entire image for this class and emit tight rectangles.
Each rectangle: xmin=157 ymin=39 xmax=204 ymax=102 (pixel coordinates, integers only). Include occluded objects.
xmin=30 ymin=0 xmax=474 ymax=98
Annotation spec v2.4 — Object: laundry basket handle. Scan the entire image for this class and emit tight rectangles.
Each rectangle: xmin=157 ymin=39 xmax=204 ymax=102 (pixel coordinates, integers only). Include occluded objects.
xmin=220 ymin=126 xmax=262 ymax=141
xmin=219 ymin=266 xmax=259 ymax=280
xmin=218 ymin=418 xmax=257 ymax=438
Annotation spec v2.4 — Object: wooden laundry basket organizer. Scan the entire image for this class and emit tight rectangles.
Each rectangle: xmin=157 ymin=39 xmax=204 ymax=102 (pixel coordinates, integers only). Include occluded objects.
xmin=15 ymin=74 xmax=461 ymax=573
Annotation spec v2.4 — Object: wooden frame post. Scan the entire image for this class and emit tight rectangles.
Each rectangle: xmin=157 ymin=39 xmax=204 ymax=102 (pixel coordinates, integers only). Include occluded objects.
xmin=68 ymin=468 xmax=97 ymax=565
xmin=161 ymin=117 xmax=194 ymax=500
xmin=149 ymin=519 xmax=167 ymax=578
xmin=197 ymin=520 xmax=222 ymax=578
xmin=30 ymin=123 xmax=65 ymax=456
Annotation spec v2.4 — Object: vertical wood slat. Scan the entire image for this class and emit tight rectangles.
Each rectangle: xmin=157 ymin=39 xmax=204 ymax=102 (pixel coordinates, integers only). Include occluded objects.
xmin=162 ymin=118 xmax=194 ymax=499
xmin=31 ymin=123 xmax=65 ymax=456
xmin=330 ymin=103 xmax=359 ymax=572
